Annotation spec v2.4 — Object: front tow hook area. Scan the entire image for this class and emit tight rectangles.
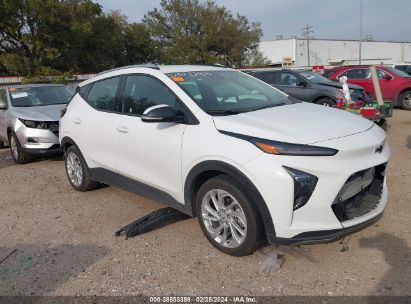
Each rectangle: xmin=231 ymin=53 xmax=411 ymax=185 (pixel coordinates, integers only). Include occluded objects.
xmin=115 ymin=207 xmax=191 ymax=239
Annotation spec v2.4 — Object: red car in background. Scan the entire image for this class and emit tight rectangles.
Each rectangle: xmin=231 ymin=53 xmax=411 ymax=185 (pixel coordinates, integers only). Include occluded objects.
xmin=325 ymin=65 xmax=411 ymax=110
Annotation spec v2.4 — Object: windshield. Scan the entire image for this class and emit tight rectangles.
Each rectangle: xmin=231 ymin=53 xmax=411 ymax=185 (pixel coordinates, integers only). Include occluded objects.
xmin=384 ymin=67 xmax=410 ymax=78
xmin=298 ymin=71 xmax=332 ymax=84
xmin=167 ymin=70 xmax=291 ymax=115
xmin=9 ymin=86 xmax=74 ymax=107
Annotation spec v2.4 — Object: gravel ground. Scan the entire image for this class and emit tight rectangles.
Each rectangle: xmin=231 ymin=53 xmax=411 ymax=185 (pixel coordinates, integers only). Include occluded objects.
xmin=0 ymin=110 xmax=410 ymax=297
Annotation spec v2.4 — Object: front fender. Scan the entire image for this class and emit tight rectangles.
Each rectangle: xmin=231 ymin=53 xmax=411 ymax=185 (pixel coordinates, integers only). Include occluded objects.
xmin=184 ymin=160 xmax=277 ymax=243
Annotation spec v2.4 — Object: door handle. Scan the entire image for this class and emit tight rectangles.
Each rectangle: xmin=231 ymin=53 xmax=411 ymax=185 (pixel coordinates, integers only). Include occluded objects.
xmin=116 ymin=126 xmax=129 ymax=133
xmin=73 ymin=118 xmax=81 ymax=124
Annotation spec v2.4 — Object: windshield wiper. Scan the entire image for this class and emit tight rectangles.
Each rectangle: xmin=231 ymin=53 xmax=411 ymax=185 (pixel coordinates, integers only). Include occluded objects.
xmin=206 ymin=110 xmax=242 ymax=116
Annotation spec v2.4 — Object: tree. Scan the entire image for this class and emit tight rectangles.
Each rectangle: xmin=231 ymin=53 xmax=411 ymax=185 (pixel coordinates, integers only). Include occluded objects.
xmin=245 ymin=48 xmax=272 ymax=68
xmin=108 ymin=10 xmax=157 ymax=66
xmin=143 ymin=0 xmax=265 ymax=67
xmin=0 ymin=0 xmax=156 ymax=76
xmin=0 ymin=0 xmax=104 ymax=75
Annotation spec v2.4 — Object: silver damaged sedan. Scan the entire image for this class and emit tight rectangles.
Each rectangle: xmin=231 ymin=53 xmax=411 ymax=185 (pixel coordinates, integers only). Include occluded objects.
xmin=0 ymin=84 xmax=73 ymax=163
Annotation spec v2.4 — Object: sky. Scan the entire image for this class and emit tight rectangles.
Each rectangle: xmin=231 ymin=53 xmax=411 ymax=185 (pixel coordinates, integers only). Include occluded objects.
xmin=96 ymin=0 xmax=411 ymax=42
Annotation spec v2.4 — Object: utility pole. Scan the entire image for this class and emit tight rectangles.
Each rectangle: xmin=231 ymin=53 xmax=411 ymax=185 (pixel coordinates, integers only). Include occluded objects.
xmin=359 ymin=0 xmax=363 ymax=65
xmin=302 ymin=24 xmax=313 ymax=67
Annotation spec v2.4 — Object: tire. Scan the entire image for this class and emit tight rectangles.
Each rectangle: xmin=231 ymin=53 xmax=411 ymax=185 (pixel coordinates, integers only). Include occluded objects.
xmin=315 ymin=98 xmax=335 ymax=107
xmin=195 ymin=174 xmax=265 ymax=256
xmin=0 ymin=140 xmax=4 ymax=149
xmin=64 ymin=146 xmax=98 ymax=192
xmin=398 ymin=90 xmax=411 ymax=110
xmin=9 ymin=131 xmax=29 ymax=164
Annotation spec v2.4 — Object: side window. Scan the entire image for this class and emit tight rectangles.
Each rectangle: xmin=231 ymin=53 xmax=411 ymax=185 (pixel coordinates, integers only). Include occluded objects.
xmin=87 ymin=77 xmax=120 ymax=112
xmin=253 ymin=72 xmax=278 ymax=84
xmin=375 ymin=69 xmax=386 ymax=79
xmin=0 ymin=89 xmax=7 ymax=107
xmin=123 ymin=75 xmax=179 ymax=115
xmin=337 ymin=71 xmax=347 ymax=79
xmin=346 ymin=69 xmax=367 ymax=79
xmin=396 ymin=65 xmax=406 ymax=72
xmin=363 ymin=68 xmax=386 ymax=79
xmin=78 ymin=84 xmax=91 ymax=99
xmin=279 ymin=72 xmax=300 ymax=86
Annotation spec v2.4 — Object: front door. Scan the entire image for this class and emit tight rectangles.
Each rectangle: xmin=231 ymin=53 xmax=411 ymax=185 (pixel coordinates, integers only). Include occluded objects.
xmin=114 ymin=74 xmax=186 ymax=203
xmin=275 ymin=71 xmax=313 ymax=101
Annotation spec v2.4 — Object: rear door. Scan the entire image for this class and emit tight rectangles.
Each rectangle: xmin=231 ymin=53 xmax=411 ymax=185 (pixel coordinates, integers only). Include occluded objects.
xmin=68 ymin=77 xmax=122 ymax=171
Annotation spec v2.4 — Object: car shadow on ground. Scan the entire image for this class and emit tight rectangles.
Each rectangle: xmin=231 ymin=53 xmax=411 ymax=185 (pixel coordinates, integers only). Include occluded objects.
xmin=359 ymin=233 xmax=411 ymax=299
xmin=406 ymin=136 xmax=411 ymax=150
xmin=0 ymin=244 xmax=109 ymax=295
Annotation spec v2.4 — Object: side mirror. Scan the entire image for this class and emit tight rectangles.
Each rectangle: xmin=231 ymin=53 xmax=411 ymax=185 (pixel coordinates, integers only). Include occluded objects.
xmin=296 ymin=81 xmax=307 ymax=88
xmin=141 ymin=105 xmax=184 ymax=123
xmin=0 ymin=101 xmax=7 ymax=110
xmin=382 ymin=74 xmax=392 ymax=80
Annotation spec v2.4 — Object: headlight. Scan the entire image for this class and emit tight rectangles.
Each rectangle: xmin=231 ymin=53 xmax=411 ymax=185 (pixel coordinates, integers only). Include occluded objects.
xmin=19 ymin=119 xmax=48 ymax=129
xmin=220 ymin=131 xmax=338 ymax=156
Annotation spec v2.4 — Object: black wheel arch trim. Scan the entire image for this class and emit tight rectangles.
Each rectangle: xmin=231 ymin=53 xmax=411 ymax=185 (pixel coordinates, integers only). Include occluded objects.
xmin=184 ymin=160 xmax=277 ymax=242
xmin=60 ymin=136 xmax=78 ymax=151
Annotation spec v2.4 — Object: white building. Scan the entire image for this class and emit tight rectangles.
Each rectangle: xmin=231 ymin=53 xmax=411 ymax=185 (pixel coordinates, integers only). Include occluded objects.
xmin=259 ymin=38 xmax=411 ymax=67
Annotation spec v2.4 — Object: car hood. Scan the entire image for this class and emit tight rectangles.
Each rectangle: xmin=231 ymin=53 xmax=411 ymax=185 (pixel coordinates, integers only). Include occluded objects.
xmin=9 ymin=104 xmax=66 ymax=121
xmin=213 ymin=102 xmax=374 ymax=145
xmin=319 ymin=81 xmax=364 ymax=90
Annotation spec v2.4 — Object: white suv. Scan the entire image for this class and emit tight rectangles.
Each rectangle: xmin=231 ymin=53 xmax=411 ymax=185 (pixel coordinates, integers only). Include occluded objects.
xmin=60 ymin=64 xmax=390 ymax=256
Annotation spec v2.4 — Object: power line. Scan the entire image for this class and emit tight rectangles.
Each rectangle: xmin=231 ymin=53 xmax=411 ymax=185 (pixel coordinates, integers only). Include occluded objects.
xmin=302 ymin=24 xmax=313 ymax=66
xmin=359 ymin=0 xmax=363 ymax=64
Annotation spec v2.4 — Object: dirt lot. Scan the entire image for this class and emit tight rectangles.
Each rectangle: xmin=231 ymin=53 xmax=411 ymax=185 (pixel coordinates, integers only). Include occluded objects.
xmin=0 ymin=110 xmax=410 ymax=297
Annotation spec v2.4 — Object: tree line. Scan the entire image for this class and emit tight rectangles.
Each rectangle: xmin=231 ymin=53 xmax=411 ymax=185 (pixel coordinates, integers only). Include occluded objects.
xmin=0 ymin=0 xmax=270 ymax=77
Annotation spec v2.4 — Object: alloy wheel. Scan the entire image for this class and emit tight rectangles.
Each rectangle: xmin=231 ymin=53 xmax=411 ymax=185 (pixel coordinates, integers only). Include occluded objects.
xmin=403 ymin=93 xmax=411 ymax=109
xmin=10 ymin=136 xmax=18 ymax=160
xmin=66 ymin=152 xmax=83 ymax=187
xmin=201 ymin=189 xmax=247 ymax=248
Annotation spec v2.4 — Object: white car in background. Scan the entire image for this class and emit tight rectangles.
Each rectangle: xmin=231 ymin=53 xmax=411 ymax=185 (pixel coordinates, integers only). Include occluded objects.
xmin=59 ymin=64 xmax=390 ymax=256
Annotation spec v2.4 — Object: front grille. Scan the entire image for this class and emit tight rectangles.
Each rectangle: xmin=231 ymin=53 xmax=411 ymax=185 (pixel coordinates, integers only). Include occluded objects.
xmin=332 ymin=163 xmax=386 ymax=222
xmin=45 ymin=121 xmax=59 ymax=137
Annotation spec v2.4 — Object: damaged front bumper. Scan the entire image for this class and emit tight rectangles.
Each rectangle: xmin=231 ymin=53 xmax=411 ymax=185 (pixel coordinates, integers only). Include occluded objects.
xmin=274 ymin=163 xmax=388 ymax=245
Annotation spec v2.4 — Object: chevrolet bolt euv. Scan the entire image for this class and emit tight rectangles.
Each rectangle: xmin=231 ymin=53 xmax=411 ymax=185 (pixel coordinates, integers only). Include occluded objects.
xmin=59 ymin=64 xmax=390 ymax=256
xmin=0 ymin=84 xmax=74 ymax=163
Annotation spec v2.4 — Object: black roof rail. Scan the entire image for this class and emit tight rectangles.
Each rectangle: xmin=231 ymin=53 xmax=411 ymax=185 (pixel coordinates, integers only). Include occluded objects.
xmin=96 ymin=63 xmax=160 ymax=76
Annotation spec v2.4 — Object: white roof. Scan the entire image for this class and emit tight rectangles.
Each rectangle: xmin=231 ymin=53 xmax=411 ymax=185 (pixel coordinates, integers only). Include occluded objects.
xmin=158 ymin=65 xmax=226 ymax=73
xmin=79 ymin=64 xmax=227 ymax=87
